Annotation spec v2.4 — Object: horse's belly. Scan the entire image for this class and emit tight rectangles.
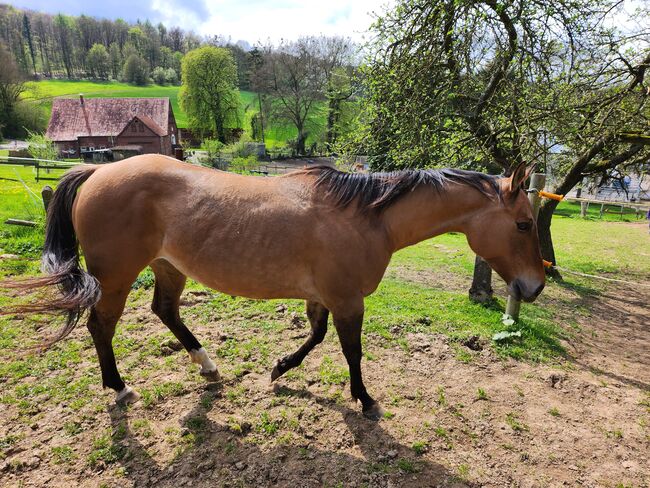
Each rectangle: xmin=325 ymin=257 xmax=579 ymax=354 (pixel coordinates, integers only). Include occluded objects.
xmin=158 ymin=250 xmax=316 ymax=301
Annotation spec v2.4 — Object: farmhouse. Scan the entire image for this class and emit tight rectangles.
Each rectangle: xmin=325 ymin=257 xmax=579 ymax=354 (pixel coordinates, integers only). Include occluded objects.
xmin=45 ymin=96 xmax=179 ymax=159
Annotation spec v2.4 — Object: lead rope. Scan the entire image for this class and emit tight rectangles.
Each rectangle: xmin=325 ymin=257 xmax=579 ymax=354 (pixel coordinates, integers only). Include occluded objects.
xmin=551 ymin=265 xmax=650 ymax=288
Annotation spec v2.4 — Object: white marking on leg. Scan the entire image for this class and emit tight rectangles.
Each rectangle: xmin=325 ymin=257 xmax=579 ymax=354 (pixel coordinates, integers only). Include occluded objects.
xmin=116 ymin=386 xmax=134 ymax=403
xmin=189 ymin=347 xmax=217 ymax=373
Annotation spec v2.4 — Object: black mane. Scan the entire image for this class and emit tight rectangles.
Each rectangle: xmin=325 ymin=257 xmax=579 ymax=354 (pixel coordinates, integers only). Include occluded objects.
xmin=308 ymin=165 xmax=501 ymax=213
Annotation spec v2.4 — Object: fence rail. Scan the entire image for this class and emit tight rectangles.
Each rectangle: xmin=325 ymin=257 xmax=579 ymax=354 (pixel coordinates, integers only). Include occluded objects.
xmin=0 ymin=156 xmax=79 ymax=182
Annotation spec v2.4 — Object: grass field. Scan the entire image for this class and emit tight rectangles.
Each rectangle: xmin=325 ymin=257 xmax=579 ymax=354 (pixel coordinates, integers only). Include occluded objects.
xmin=23 ymin=80 xmax=328 ymax=149
xmin=1 ymin=165 xmax=648 ymax=487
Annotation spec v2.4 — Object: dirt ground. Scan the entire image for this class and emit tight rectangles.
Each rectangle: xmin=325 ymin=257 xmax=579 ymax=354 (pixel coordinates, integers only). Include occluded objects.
xmin=0 ymin=273 xmax=648 ymax=488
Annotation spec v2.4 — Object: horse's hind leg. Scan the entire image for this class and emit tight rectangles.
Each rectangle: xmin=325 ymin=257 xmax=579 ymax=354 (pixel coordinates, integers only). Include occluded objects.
xmin=271 ymin=301 xmax=329 ymax=381
xmin=150 ymin=259 xmax=220 ymax=381
xmin=87 ymin=288 xmax=138 ymax=404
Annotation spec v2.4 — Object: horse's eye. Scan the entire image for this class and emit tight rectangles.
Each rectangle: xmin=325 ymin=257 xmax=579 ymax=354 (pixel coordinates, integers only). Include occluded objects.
xmin=517 ymin=221 xmax=532 ymax=232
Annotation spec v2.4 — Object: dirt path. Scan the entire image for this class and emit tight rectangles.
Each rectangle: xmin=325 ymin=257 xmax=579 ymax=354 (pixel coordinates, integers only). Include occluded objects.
xmin=1 ymin=281 xmax=648 ymax=487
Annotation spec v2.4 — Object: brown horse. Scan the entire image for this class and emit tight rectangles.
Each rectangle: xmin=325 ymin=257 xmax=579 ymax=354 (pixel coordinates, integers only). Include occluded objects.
xmin=6 ymin=155 xmax=544 ymax=419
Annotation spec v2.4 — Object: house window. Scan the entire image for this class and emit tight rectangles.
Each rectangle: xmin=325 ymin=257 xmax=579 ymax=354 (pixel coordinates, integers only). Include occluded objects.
xmin=80 ymin=146 xmax=87 ymax=152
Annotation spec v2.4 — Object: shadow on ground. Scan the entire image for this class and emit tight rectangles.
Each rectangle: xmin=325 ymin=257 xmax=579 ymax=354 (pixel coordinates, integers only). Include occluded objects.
xmin=109 ymin=383 xmax=469 ymax=488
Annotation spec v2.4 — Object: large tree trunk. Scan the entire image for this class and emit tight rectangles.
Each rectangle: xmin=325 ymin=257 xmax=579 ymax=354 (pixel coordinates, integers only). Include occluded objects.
xmin=326 ymin=96 xmax=339 ymax=147
xmin=537 ymin=199 xmax=562 ymax=279
xmin=469 ymin=255 xmax=494 ymax=303
xmin=296 ymin=130 xmax=306 ymax=155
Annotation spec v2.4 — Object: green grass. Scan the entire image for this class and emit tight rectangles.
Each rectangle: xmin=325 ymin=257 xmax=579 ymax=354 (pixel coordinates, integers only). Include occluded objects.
xmin=22 ymin=80 xmax=329 ymax=148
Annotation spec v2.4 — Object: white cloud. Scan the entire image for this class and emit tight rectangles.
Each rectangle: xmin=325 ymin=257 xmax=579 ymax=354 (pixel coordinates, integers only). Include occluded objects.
xmin=152 ymin=0 xmax=391 ymax=44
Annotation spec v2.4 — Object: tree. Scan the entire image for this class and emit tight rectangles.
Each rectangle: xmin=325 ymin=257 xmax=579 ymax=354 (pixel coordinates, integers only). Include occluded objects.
xmin=86 ymin=43 xmax=110 ymax=79
xmin=179 ymin=46 xmax=240 ymax=143
xmin=315 ymin=37 xmax=356 ymax=149
xmin=108 ymin=42 xmax=122 ymax=79
xmin=122 ymin=54 xmax=150 ymax=85
xmin=358 ymin=0 xmax=650 ymax=295
xmin=0 ymin=43 xmax=25 ymax=138
xmin=22 ymin=14 xmax=36 ymax=75
xmin=26 ymin=130 xmax=57 ymax=160
xmin=265 ymin=38 xmax=326 ymax=155
xmin=53 ymin=14 xmax=75 ymax=78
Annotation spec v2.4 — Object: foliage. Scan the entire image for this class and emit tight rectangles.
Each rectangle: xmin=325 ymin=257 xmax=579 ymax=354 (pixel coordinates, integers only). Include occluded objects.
xmin=180 ymin=46 xmax=240 ymax=143
xmin=26 ymin=131 xmax=57 ymax=160
xmin=86 ymin=44 xmax=110 ymax=80
xmin=152 ymin=66 xmax=178 ymax=86
xmin=255 ymin=37 xmax=356 ymax=155
xmin=122 ymin=54 xmax=150 ymax=86
xmin=0 ymin=42 xmax=25 ymax=139
xmin=356 ymin=0 xmax=650 ymax=174
xmin=355 ymin=0 xmax=650 ymax=272
xmin=0 ymin=5 xmax=198 ymax=80
xmin=198 ymin=138 xmax=225 ymax=168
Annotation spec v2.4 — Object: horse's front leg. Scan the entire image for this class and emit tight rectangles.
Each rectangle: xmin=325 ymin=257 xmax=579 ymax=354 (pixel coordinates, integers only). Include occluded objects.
xmin=332 ymin=303 xmax=383 ymax=420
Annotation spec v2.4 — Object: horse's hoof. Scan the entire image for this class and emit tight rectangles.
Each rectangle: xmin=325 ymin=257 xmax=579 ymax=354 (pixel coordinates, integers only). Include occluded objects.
xmin=200 ymin=368 xmax=221 ymax=382
xmin=362 ymin=403 xmax=385 ymax=421
xmin=270 ymin=363 xmax=282 ymax=382
xmin=115 ymin=386 xmax=140 ymax=406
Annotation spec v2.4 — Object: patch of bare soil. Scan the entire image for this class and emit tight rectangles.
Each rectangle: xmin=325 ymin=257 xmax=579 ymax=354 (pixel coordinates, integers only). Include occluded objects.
xmin=1 ymin=282 xmax=648 ymax=488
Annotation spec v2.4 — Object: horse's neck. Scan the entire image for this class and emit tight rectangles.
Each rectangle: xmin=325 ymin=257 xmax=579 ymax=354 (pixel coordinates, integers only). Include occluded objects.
xmin=381 ymin=182 xmax=488 ymax=252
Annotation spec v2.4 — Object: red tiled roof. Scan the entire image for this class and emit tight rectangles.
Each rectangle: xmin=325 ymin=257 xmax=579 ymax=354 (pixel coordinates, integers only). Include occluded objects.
xmin=46 ymin=97 xmax=171 ymax=141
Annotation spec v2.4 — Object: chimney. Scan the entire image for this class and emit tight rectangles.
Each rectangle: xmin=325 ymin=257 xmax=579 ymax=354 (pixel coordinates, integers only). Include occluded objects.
xmin=79 ymin=94 xmax=91 ymax=136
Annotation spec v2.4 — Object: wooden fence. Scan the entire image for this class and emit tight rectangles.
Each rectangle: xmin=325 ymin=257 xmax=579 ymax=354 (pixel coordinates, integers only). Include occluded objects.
xmin=0 ymin=156 xmax=78 ymax=182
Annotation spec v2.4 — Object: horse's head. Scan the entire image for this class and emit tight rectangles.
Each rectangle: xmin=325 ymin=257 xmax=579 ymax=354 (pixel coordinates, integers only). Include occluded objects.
xmin=464 ymin=163 xmax=545 ymax=302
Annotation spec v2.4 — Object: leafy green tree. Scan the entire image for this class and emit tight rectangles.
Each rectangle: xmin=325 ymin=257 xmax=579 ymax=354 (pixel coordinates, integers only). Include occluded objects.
xmin=0 ymin=43 xmax=25 ymax=139
xmin=53 ymin=14 xmax=75 ymax=78
xmin=86 ymin=43 xmax=110 ymax=79
xmin=179 ymin=46 xmax=240 ymax=143
xmin=122 ymin=53 xmax=150 ymax=85
xmin=22 ymin=14 xmax=36 ymax=75
xmin=109 ymin=42 xmax=122 ymax=79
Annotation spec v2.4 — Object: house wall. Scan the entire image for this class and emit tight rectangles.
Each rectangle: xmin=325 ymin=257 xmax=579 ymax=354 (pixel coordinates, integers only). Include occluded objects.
xmin=78 ymin=136 xmax=113 ymax=151
xmin=168 ymin=111 xmax=179 ymax=148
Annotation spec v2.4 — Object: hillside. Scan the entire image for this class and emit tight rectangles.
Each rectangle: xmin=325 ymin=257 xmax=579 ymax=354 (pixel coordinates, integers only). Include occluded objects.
xmin=23 ymin=80 xmax=328 ymax=149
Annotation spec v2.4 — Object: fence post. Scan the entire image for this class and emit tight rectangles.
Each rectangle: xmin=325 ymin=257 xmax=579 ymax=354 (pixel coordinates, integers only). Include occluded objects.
xmin=505 ymin=173 xmax=546 ymax=321
xmin=41 ymin=186 xmax=53 ymax=213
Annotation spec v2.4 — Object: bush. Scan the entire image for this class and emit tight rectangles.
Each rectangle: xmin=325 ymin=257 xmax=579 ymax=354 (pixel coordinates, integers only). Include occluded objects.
xmin=152 ymin=67 xmax=179 ymax=86
xmin=5 ymin=102 xmax=48 ymax=139
xmin=152 ymin=66 xmax=167 ymax=85
xmin=164 ymin=67 xmax=178 ymax=85
xmin=122 ymin=54 xmax=150 ymax=85
xmin=26 ymin=130 xmax=57 ymax=160
xmin=199 ymin=138 xmax=225 ymax=168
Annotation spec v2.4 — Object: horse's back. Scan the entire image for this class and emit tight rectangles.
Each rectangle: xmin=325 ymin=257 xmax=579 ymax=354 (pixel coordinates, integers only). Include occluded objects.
xmin=71 ymin=155 xmax=328 ymax=298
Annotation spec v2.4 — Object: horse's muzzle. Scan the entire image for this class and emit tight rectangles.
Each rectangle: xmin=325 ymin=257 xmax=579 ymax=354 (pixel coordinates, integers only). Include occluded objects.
xmin=509 ymin=279 xmax=545 ymax=303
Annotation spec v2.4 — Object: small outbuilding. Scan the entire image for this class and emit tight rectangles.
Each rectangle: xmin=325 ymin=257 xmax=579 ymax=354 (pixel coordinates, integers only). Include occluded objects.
xmin=46 ymin=95 xmax=180 ymax=159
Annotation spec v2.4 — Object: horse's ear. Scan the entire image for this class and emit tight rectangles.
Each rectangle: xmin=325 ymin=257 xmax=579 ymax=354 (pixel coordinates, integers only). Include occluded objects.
xmin=508 ymin=162 xmax=534 ymax=192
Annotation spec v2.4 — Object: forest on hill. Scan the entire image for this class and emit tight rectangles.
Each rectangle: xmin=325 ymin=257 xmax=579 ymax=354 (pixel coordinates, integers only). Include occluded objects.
xmin=0 ymin=4 xmax=359 ymax=153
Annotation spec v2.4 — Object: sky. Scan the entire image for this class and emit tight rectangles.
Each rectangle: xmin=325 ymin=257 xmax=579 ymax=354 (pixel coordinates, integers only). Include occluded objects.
xmin=9 ymin=0 xmax=392 ymax=44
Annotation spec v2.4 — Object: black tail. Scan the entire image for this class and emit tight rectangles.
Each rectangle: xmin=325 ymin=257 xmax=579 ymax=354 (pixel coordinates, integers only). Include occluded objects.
xmin=1 ymin=165 xmax=102 ymax=349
